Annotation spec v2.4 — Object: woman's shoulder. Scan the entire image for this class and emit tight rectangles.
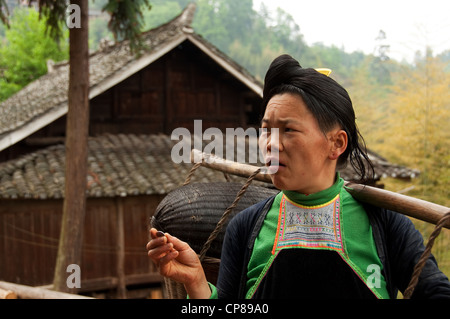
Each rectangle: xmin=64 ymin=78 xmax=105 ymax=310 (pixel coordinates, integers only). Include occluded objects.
xmin=227 ymin=194 xmax=278 ymax=232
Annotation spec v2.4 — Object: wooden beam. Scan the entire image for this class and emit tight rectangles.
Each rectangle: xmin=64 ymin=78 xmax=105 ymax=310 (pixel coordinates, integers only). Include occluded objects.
xmin=25 ymin=136 xmax=65 ymax=146
xmin=0 ymin=281 xmax=93 ymax=299
xmin=0 ymin=287 xmax=17 ymax=299
xmin=39 ymin=273 xmax=164 ymax=294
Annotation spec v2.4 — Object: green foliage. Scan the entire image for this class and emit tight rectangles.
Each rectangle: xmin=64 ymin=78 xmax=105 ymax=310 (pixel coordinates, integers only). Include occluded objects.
xmin=0 ymin=7 xmax=68 ymax=101
xmin=1 ymin=0 xmax=67 ymax=42
xmin=0 ymin=0 xmax=154 ymax=101
xmin=36 ymin=0 xmax=68 ymax=42
xmin=141 ymin=0 xmax=183 ymax=31
xmin=0 ymin=19 xmax=4 ymax=37
xmin=0 ymin=0 xmax=152 ymax=53
xmin=103 ymin=0 xmax=151 ymax=52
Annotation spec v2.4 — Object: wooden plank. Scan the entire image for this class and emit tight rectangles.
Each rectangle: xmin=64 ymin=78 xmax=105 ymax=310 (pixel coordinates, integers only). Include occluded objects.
xmin=0 ymin=281 xmax=93 ymax=299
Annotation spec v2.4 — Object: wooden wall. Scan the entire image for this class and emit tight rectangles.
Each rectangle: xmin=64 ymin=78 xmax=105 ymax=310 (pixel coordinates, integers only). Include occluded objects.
xmin=0 ymin=195 xmax=165 ymax=293
xmin=88 ymin=40 xmax=262 ymax=135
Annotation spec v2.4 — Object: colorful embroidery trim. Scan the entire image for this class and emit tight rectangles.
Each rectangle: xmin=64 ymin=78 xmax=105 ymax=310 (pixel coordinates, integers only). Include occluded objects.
xmin=272 ymin=194 xmax=344 ymax=254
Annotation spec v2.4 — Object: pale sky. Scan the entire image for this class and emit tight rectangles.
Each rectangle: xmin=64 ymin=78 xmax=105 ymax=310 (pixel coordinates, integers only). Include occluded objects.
xmin=254 ymin=0 xmax=450 ymax=62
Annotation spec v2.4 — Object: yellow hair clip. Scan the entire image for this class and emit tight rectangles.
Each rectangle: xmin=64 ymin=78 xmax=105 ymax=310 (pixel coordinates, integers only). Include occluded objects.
xmin=315 ymin=68 xmax=332 ymax=76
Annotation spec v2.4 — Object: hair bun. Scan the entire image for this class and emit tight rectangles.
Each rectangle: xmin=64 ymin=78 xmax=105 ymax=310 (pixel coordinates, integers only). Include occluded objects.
xmin=263 ymin=54 xmax=302 ymax=98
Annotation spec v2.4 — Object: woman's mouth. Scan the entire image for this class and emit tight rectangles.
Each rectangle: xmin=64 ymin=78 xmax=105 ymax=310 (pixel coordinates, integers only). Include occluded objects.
xmin=264 ymin=158 xmax=286 ymax=174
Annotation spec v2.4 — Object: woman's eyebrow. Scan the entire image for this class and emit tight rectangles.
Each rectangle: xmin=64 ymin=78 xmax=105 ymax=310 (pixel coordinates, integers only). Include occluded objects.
xmin=261 ymin=118 xmax=300 ymax=126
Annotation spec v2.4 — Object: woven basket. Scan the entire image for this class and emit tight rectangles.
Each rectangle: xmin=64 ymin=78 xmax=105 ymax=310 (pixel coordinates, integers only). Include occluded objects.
xmin=152 ymin=182 xmax=277 ymax=298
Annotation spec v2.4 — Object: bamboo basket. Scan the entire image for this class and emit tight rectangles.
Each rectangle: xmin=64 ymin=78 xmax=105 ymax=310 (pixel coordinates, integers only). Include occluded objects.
xmin=152 ymin=181 xmax=278 ymax=298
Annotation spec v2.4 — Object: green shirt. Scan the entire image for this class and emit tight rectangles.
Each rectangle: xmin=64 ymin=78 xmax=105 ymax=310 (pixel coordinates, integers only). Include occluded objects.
xmin=246 ymin=174 xmax=390 ymax=299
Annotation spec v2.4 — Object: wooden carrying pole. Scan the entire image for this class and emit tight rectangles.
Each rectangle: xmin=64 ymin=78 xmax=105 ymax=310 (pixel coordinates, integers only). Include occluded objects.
xmin=190 ymin=149 xmax=450 ymax=229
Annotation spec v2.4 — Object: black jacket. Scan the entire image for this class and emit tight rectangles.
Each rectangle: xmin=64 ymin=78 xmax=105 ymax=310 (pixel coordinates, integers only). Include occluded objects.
xmin=216 ymin=195 xmax=450 ymax=299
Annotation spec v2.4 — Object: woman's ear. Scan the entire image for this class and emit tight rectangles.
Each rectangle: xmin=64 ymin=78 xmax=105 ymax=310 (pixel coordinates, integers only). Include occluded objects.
xmin=328 ymin=129 xmax=348 ymax=160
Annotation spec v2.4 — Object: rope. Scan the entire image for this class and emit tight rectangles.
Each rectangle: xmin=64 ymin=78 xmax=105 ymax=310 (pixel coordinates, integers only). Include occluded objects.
xmin=182 ymin=162 xmax=202 ymax=186
xmin=198 ymin=168 xmax=262 ymax=261
xmin=403 ymin=210 xmax=450 ymax=299
xmin=223 ymin=172 xmax=231 ymax=182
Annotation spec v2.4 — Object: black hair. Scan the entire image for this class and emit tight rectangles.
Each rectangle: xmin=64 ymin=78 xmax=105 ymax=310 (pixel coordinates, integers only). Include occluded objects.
xmin=262 ymin=54 xmax=374 ymax=183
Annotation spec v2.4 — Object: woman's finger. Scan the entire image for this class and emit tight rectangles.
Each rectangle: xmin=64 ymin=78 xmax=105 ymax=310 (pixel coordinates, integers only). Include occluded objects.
xmin=146 ymin=228 xmax=167 ymax=250
xmin=165 ymin=233 xmax=190 ymax=252
xmin=159 ymin=249 xmax=180 ymax=266
xmin=147 ymin=242 xmax=173 ymax=260
xmin=149 ymin=227 xmax=165 ymax=239
xmin=146 ymin=235 xmax=167 ymax=250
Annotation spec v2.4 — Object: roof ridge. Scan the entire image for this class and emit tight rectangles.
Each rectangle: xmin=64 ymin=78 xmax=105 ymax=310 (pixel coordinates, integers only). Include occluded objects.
xmin=179 ymin=2 xmax=197 ymax=27
xmin=134 ymin=2 xmax=196 ymax=42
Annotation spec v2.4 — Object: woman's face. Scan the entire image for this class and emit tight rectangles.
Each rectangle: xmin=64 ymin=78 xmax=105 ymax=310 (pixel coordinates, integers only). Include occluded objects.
xmin=260 ymin=93 xmax=346 ymax=194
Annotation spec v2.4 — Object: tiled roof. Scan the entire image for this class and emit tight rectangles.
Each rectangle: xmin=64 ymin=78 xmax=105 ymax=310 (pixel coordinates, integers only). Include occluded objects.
xmin=0 ymin=133 xmax=419 ymax=200
xmin=0 ymin=134 xmax=252 ymax=200
xmin=340 ymin=149 xmax=420 ymax=182
xmin=0 ymin=3 xmax=263 ymax=151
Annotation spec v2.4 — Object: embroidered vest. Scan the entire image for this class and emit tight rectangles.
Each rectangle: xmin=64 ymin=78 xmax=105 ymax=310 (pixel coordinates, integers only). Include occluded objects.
xmin=245 ymin=175 xmax=390 ymax=299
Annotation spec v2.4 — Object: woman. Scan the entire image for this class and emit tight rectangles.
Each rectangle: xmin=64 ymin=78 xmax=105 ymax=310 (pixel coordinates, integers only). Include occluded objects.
xmin=147 ymin=55 xmax=450 ymax=299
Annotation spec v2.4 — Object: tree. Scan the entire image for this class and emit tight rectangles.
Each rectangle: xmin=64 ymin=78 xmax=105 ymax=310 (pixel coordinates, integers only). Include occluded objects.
xmin=382 ymin=52 xmax=450 ymax=207
xmin=0 ymin=0 xmax=151 ymax=294
xmin=51 ymin=0 xmax=90 ymax=294
xmin=0 ymin=7 xmax=68 ymax=101
xmin=346 ymin=57 xmax=391 ymax=147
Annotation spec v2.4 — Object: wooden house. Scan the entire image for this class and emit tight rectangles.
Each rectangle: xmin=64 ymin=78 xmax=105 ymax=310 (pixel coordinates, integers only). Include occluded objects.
xmin=0 ymin=3 xmax=263 ymax=162
xmin=0 ymin=4 xmax=419 ymax=298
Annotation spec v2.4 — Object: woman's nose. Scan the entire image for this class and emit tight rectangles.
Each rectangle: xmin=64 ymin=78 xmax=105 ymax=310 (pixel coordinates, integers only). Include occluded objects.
xmin=267 ymin=129 xmax=281 ymax=152
xmin=260 ymin=128 xmax=282 ymax=153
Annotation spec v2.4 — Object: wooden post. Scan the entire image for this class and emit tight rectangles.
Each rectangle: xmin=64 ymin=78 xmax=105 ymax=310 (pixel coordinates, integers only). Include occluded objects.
xmin=190 ymin=149 xmax=450 ymax=229
xmin=116 ymin=198 xmax=127 ymax=299
xmin=53 ymin=0 xmax=90 ymax=293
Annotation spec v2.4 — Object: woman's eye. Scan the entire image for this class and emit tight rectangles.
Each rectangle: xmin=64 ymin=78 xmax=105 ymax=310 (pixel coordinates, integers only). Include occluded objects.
xmin=285 ymin=128 xmax=295 ymax=132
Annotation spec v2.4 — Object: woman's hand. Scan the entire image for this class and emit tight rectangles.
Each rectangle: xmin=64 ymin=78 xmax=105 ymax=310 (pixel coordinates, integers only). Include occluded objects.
xmin=146 ymin=228 xmax=211 ymax=298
